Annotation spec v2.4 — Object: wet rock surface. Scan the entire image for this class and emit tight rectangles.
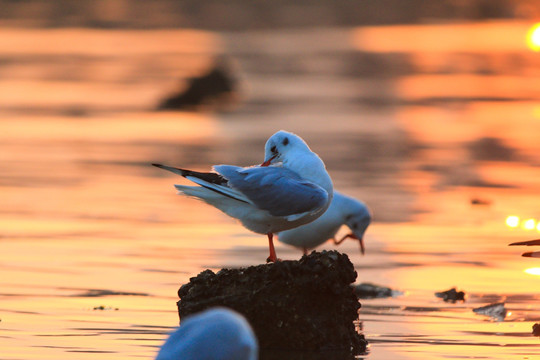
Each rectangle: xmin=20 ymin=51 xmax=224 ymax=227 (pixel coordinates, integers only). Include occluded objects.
xmin=533 ymin=323 xmax=540 ymax=336
xmin=177 ymin=251 xmax=366 ymax=354
xmin=435 ymin=287 xmax=466 ymax=302
xmin=354 ymin=282 xmax=403 ymax=299
xmin=473 ymin=302 xmax=507 ymax=321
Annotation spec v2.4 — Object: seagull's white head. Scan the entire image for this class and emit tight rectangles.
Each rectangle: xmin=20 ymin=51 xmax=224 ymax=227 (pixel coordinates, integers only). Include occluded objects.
xmin=340 ymin=195 xmax=372 ymax=254
xmin=262 ymin=130 xmax=311 ymax=166
xmin=262 ymin=130 xmax=333 ymax=207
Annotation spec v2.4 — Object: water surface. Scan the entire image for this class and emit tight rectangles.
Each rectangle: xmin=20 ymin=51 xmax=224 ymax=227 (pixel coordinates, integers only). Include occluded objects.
xmin=1 ymin=23 xmax=539 ymax=359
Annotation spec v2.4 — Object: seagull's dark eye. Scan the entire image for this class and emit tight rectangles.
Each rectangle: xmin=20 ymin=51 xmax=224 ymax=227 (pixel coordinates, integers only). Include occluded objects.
xmin=282 ymin=137 xmax=289 ymax=146
xmin=270 ymin=145 xmax=277 ymax=153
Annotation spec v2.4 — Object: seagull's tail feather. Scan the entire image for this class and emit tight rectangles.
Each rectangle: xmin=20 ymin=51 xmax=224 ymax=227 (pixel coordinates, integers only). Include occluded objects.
xmin=154 ymin=163 xmax=251 ymax=204
xmin=152 ymin=163 xmax=188 ymax=177
xmin=173 ymin=184 xmax=253 ymax=228
xmin=174 ymin=184 xmax=209 ymax=198
xmin=174 ymin=184 xmax=234 ymax=207
xmin=152 ymin=163 xmax=227 ymax=185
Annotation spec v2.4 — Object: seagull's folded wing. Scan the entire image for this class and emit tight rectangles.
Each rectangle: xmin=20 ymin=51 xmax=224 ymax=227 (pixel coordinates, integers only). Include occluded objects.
xmin=214 ymin=165 xmax=329 ymax=217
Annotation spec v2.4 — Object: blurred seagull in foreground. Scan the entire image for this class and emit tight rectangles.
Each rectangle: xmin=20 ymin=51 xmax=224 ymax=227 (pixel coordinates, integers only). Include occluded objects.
xmin=153 ymin=130 xmax=333 ymax=262
xmin=278 ymin=191 xmax=371 ymax=255
xmin=509 ymin=239 xmax=540 ymax=258
xmin=155 ymin=308 xmax=258 ymax=360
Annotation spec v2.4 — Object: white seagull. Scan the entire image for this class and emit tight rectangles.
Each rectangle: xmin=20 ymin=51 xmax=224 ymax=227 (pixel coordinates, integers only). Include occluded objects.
xmin=278 ymin=191 xmax=371 ymax=255
xmin=155 ymin=307 xmax=258 ymax=360
xmin=153 ymin=130 xmax=333 ymax=262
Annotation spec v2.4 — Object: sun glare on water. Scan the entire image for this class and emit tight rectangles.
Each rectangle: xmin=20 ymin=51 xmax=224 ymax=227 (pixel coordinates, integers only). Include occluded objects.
xmin=522 ymin=218 xmax=537 ymax=230
xmin=506 ymin=215 xmax=520 ymax=228
xmin=525 ymin=267 xmax=540 ymax=276
xmin=526 ymin=23 xmax=540 ymax=52
xmin=505 ymin=215 xmax=540 ymax=232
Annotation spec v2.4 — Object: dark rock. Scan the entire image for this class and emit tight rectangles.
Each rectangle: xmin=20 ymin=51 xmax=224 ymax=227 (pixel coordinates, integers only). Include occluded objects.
xmin=509 ymin=239 xmax=540 ymax=258
xmin=470 ymin=197 xmax=492 ymax=206
xmin=473 ymin=302 xmax=507 ymax=321
xmin=74 ymin=289 xmax=149 ymax=297
xmin=259 ymin=348 xmax=359 ymax=360
xmin=93 ymin=305 xmax=119 ymax=311
xmin=435 ymin=287 xmax=466 ymax=302
xmin=156 ymin=61 xmax=237 ymax=112
xmin=521 ymin=252 xmax=540 ymax=258
xmin=509 ymin=239 xmax=540 ymax=246
xmin=533 ymin=323 xmax=540 ymax=336
xmin=353 ymin=282 xmax=402 ymax=299
xmin=467 ymin=137 xmax=517 ymax=162
xmin=177 ymin=251 xmax=367 ymax=354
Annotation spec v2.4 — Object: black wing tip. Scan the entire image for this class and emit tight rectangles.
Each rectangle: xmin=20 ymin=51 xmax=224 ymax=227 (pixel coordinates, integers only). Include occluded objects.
xmin=152 ymin=163 xmax=185 ymax=176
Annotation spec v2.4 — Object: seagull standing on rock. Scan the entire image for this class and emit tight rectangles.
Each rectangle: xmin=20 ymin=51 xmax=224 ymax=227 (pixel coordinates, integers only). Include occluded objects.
xmin=278 ymin=191 xmax=371 ymax=255
xmin=153 ymin=130 xmax=333 ymax=262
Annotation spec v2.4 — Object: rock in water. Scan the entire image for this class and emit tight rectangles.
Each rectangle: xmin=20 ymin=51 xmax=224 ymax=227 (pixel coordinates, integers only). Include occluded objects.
xmin=177 ymin=251 xmax=367 ymax=354
xmin=435 ymin=287 xmax=466 ymax=302
xmin=533 ymin=323 xmax=540 ymax=336
xmin=156 ymin=61 xmax=237 ymax=112
xmin=354 ymin=282 xmax=403 ymax=299
xmin=472 ymin=302 xmax=507 ymax=321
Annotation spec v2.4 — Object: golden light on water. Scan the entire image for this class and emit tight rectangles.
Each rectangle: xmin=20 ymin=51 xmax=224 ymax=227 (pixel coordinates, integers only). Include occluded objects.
xmin=525 ymin=267 xmax=540 ymax=276
xmin=506 ymin=215 xmax=520 ymax=228
xmin=3 ymin=19 xmax=540 ymax=360
xmin=505 ymin=215 xmax=540 ymax=231
xmin=523 ymin=218 xmax=537 ymax=230
xmin=526 ymin=23 xmax=540 ymax=52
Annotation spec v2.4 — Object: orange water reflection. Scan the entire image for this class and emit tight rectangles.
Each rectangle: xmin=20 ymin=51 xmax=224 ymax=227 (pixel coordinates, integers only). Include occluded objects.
xmin=2 ymin=23 xmax=540 ymax=360
xmin=353 ymin=21 xmax=531 ymax=53
xmin=0 ymin=28 xmax=219 ymax=56
xmin=526 ymin=23 xmax=540 ymax=52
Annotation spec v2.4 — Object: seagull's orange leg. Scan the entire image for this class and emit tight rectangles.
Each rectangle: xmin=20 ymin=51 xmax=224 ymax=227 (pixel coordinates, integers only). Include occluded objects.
xmin=266 ymin=233 xmax=279 ymax=262
xmin=333 ymin=233 xmax=365 ymax=255
xmin=333 ymin=233 xmax=357 ymax=245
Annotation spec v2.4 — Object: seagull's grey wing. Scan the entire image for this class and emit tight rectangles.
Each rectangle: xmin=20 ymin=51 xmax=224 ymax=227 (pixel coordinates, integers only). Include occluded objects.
xmin=214 ymin=165 xmax=328 ymax=217
xmin=152 ymin=163 xmax=252 ymax=204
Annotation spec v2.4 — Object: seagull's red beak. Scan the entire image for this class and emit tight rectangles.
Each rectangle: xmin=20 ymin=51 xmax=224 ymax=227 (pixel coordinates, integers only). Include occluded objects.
xmin=348 ymin=233 xmax=365 ymax=255
xmin=261 ymin=155 xmax=277 ymax=167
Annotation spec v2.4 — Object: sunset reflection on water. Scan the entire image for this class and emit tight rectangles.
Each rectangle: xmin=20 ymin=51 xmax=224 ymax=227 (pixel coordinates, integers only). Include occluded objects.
xmin=527 ymin=23 xmax=540 ymax=52
xmin=1 ymin=21 xmax=540 ymax=360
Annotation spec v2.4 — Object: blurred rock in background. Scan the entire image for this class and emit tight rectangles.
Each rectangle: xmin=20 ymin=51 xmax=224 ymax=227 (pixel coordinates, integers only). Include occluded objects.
xmin=156 ymin=57 xmax=239 ymax=112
